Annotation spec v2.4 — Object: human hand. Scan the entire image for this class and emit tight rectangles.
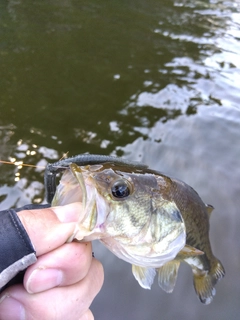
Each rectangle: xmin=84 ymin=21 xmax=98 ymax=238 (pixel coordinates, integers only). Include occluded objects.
xmin=0 ymin=203 xmax=104 ymax=320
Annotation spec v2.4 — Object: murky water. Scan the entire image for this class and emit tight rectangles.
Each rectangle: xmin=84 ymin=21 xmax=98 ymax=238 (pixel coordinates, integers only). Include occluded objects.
xmin=0 ymin=1 xmax=240 ymax=319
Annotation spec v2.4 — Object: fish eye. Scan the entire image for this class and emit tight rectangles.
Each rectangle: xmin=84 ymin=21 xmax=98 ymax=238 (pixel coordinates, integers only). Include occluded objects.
xmin=111 ymin=179 xmax=131 ymax=199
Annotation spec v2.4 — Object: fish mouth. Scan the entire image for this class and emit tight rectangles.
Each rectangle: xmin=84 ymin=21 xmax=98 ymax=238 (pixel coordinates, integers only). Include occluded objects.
xmin=68 ymin=163 xmax=102 ymax=234
xmin=52 ymin=163 xmax=108 ymax=236
xmin=68 ymin=163 xmax=87 ymax=209
xmin=52 ymin=163 xmax=102 ymax=241
xmin=51 ymin=163 xmax=87 ymax=207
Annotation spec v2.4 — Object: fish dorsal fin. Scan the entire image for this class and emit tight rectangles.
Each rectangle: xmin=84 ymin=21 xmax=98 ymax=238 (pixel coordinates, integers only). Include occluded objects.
xmin=157 ymin=260 xmax=180 ymax=293
xmin=132 ymin=265 xmax=156 ymax=289
xmin=206 ymin=204 xmax=214 ymax=217
xmin=177 ymin=245 xmax=204 ymax=258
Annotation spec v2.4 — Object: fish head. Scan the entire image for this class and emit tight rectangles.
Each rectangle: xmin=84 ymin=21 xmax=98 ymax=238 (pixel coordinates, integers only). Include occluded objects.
xmin=52 ymin=162 xmax=186 ymax=267
xmin=49 ymin=156 xmax=224 ymax=301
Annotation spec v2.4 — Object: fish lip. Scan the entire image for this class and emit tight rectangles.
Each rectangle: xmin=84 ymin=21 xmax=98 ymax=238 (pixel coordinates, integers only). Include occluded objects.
xmin=69 ymin=163 xmax=88 ymax=208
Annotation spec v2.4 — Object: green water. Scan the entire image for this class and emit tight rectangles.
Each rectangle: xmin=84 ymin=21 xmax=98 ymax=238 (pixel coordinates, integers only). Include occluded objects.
xmin=0 ymin=1 xmax=240 ymax=319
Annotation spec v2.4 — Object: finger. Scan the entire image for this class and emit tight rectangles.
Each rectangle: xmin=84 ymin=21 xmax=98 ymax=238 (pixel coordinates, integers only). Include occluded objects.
xmin=17 ymin=202 xmax=83 ymax=256
xmin=79 ymin=309 xmax=94 ymax=320
xmin=0 ymin=259 xmax=104 ymax=320
xmin=24 ymin=242 xmax=92 ymax=293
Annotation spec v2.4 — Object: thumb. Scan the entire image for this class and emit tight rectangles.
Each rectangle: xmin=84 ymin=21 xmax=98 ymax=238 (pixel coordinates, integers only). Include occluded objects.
xmin=17 ymin=203 xmax=82 ymax=256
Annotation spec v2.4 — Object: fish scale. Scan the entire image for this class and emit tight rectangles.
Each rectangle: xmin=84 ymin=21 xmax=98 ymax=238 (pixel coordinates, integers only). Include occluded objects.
xmin=45 ymin=154 xmax=225 ymax=304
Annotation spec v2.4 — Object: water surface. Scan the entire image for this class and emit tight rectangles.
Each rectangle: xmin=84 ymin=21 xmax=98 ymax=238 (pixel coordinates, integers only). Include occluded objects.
xmin=0 ymin=1 xmax=240 ymax=319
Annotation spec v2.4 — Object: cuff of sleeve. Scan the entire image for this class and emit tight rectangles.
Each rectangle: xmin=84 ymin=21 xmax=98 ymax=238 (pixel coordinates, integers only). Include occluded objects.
xmin=0 ymin=208 xmax=37 ymax=290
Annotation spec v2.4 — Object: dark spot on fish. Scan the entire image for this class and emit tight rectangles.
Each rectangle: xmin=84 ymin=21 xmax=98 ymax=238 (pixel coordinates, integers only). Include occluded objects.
xmin=171 ymin=209 xmax=182 ymax=222
xmin=129 ymin=214 xmax=139 ymax=226
xmin=150 ymin=197 xmax=158 ymax=215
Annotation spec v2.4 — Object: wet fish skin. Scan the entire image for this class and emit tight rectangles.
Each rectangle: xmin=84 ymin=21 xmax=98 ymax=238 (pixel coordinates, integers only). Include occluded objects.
xmin=77 ymin=164 xmax=185 ymax=267
xmin=169 ymin=178 xmax=225 ymax=304
xmin=46 ymin=155 xmax=225 ymax=304
xmin=44 ymin=154 xmax=147 ymax=204
xmin=51 ymin=162 xmax=186 ymax=277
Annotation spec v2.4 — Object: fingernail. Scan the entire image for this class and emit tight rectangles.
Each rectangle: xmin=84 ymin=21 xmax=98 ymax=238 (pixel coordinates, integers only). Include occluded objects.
xmin=26 ymin=267 xmax=63 ymax=293
xmin=0 ymin=295 xmax=25 ymax=320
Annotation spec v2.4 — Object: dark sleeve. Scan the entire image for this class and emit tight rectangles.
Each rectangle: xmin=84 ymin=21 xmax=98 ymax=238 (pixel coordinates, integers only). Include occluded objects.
xmin=0 ymin=204 xmax=50 ymax=292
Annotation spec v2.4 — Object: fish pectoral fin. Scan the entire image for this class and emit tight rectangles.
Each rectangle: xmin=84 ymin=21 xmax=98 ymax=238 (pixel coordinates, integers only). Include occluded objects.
xmin=193 ymin=259 xmax=225 ymax=305
xmin=177 ymin=245 xmax=204 ymax=258
xmin=157 ymin=260 xmax=180 ymax=293
xmin=132 ymin=265 xmax=156 ymax=290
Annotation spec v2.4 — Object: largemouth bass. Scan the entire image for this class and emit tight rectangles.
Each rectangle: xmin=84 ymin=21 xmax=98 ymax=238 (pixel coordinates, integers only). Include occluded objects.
xmin=45 ymin=154 xmax=225 ymax=304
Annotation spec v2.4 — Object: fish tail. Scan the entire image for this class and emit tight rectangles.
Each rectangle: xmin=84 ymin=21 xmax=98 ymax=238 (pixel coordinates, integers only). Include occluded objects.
xmin=193 ymin=258 xmax=225 ymax=305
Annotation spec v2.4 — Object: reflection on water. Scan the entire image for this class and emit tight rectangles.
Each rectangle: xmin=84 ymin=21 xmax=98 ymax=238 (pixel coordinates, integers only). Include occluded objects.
xmin=0 ymin=0 xmax=240 ymax=319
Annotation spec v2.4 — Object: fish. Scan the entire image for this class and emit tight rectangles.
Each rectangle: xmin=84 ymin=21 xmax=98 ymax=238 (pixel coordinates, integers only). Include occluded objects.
xmin=45 ymin=154 xmax=225 ymax=304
